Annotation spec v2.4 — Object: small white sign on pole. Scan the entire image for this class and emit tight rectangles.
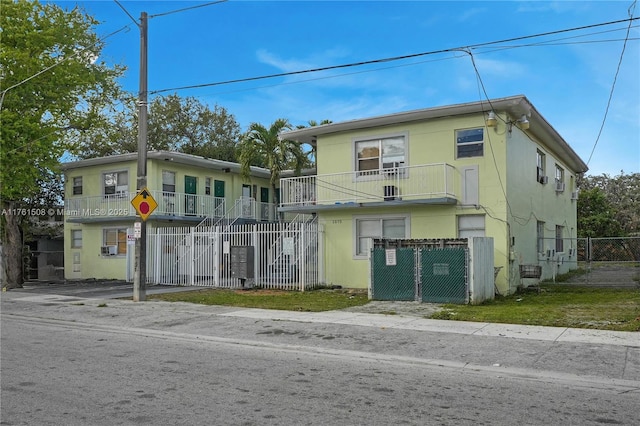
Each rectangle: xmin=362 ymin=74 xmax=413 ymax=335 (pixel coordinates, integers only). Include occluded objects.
xmin=134 ymin=222 xmax=141 ymax=238
xmin=283 ymin=237 xmax=295 ymax=255
xmin=385 ymin=248 xmax=397 ymax=266
xmin=127 ymin=232 xmax=136 ymax=246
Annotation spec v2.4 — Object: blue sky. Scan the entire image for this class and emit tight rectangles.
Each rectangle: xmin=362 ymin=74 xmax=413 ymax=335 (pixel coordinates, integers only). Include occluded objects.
xmin=50 ymin=0 xmax=639 ymax=176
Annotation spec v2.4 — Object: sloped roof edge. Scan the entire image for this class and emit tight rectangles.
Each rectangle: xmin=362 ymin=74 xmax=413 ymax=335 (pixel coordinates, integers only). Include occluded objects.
xmin=60 ymin=151 xmax=273 ymax=178
xmin=282 ymin=95 xmax=587 ymax=173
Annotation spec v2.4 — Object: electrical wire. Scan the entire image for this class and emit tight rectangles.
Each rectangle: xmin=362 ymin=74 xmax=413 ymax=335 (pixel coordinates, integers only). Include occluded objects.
xmin=150 ymin=0 xmax=228 ymax=19
xmin=113 ymin=0 xmax=138 ymax=27
xmin=586 ymin=0 xmax=637 ymax=166
xmin=151 ymin=16 xmax=639 ymax=95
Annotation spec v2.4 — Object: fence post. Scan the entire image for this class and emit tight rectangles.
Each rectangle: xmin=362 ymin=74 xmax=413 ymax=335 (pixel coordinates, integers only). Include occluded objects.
xmin=189 ymin=227 xmax=195 ymax=287
xmin=253 ymin=224 xmax=259 ymax=288
xmin=586 ymin=236 xmax=592 ymax=285
xmin=300 ymin=222 xmax=306 ymax=292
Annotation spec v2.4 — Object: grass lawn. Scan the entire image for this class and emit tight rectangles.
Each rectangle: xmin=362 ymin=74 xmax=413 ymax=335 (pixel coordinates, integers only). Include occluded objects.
xmin=431 ymin=284 xmax=640 ymax=332
xmin=149 ymin=288 xmax=370 ymax=312
xmin=149 ymin=285 xmax=640 ymax=332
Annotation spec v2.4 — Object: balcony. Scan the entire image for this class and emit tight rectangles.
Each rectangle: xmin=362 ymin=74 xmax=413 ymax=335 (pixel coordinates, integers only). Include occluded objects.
xmin=279 ymin=163 xmax=458 ymax=212
xmin=64 ymin=191 xmax=226 ymax=223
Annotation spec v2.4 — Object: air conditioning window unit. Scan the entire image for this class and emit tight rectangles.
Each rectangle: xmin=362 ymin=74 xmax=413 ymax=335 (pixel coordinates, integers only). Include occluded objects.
xmin=571 ymin=191 xmax=579 ymax=200
xmin=539 ymin=175 xmax=548 ymax=184
xmin=101 ymin=245 xmax=117 ymax=256
xmin=555 ymin=182 xmax=565 ymax=192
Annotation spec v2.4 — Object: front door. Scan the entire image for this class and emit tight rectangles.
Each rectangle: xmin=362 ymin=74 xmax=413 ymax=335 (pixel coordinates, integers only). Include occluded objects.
xmin=185 ymin=176 xmax=197 ymax=215
xmin=241 ymin=184 xmax=252 ymax=218
xmin=214 ymin=180 xmax=225 ymax=212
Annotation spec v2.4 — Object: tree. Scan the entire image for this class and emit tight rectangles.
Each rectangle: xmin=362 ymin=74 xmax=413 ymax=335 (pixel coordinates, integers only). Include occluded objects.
xmin=576 ymin=187 xmax=623 ymax=237
xmin=148 ymin=94 xmax=241 ymax=162
xmin=73 ymin=94 xmax=242 ymax=162
xmin=1 ymin=0 xmax=124 ymax=288
xmin=238 ymin=119 xmax=306 ymax=204
xmin=578 ymin=172 xmax=640 ymax=236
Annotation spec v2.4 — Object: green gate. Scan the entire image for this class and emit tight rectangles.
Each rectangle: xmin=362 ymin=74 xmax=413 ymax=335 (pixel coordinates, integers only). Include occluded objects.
xmin=371 ymin=247 xmax=415 ymax=300
xmin=420 ymin=248 xmax=467 ymax=303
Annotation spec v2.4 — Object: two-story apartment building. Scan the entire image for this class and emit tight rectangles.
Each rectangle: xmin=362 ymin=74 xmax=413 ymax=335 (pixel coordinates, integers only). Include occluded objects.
xmin=61 ymin=151 xmax=278 ymax=281
xmin=279 ymin=95 xmax=588 ymax=295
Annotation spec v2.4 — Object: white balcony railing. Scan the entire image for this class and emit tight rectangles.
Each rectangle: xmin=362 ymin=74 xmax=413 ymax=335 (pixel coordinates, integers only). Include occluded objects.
xmin=280 ymin=163 xmax=458 ymax=207
xmin=64 ymin=191 xmax=226 ymax=220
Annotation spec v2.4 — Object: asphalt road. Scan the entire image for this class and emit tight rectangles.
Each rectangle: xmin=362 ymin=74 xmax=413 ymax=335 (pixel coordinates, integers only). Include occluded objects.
xmin=2 ymin=285 xmax=639 ymax=426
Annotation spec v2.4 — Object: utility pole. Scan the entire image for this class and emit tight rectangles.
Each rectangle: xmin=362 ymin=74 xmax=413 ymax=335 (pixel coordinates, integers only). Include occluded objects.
xmin=133 ymin=11 xmax=148 ymax=302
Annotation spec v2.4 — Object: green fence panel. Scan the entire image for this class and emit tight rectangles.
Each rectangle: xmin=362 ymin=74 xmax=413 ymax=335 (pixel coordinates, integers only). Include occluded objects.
xmin=371 ymin=247 xmax=415 ymax=300
xmin=420 ymin=248 xmax=467 ymax=303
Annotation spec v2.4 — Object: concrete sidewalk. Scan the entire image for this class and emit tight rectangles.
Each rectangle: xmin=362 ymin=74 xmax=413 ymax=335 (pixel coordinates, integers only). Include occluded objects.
xmin=3 ymin=287 xmax=638 ymax=348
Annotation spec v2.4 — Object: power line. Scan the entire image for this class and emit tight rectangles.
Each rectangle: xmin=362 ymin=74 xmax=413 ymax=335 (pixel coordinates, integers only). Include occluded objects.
xmin=586 ymin=0 xmax=637 ymax=166
xmin=151 ymin=16 xmax=639 ymax=95
xmin=113 ymin=0 xmax=138 ymax=27
xmin=150 ymin=0 xmax=228 ymax=18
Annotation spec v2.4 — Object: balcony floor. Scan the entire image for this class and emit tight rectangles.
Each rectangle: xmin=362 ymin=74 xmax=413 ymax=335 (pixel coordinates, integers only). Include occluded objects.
xmin=278 ymin=196 xmax=457 ymax=213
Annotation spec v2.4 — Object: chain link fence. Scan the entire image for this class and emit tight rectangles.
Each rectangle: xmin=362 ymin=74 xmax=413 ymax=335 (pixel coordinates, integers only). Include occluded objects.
xmin=536 ymin=237 xmax=640 ymax=287
xmin=370 ymin=239 xmax=469 ymax=303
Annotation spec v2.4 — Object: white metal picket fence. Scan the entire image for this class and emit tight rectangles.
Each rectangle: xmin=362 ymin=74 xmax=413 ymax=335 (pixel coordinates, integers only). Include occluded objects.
xmin=147 ymin=219 xmax=321 ymax=291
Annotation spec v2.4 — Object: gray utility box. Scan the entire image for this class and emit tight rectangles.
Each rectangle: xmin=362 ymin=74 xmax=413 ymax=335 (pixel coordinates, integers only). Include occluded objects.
xmin=230 ymin=246 xmax=255 ymax=279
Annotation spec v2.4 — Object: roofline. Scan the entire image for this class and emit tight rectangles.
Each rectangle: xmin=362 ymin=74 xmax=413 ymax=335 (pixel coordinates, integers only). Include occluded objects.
xmin=60 ymin=151 xmax=273 ymax=178
xmin=281 ymin=95 xmax=588 ymax=174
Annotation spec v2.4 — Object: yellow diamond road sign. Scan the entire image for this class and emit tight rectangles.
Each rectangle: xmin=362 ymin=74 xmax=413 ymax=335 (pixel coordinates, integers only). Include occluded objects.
xmin=131 ymin=188 xmax=157 ymax=221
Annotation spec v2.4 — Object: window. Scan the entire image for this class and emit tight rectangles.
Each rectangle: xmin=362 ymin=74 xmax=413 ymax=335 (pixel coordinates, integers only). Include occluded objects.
xmin=162 ymin=170 xmax=176 ymax=193
xmin=536 ymin=150 xmax=546 ymax=183
xmin=72 ymin=177 xmax=83 ymax=195
xmin=71 ymin=230 xmax=82 ymax=248
xmin=458 ymin=215 xmax=485 ymax=238
xmin=555 ymin=225 xmax=564 ymax=253
xmin=537 ymin=221 xmax=545 ymax=253
xmin=555 ymin=164 xmax=565 ymax=192
xmin=103 ymin=171 xmax=128 ymax=196
xmin=456 ymin=128 xmax=484 ymax=158
xmin=355 ymin=135 xmax=406 ymax=175
xmin=103 ymin=228 xmax=127 ymax=255
xmin=355 ymin=216 xmax=408 ymax=256
xmin=205 ymin=177 xmax=211 ymax=195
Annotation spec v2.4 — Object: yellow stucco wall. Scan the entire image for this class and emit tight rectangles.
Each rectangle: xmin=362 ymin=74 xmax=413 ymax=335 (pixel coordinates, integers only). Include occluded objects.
xmin=505 ymin=126 xmax=579 ymax=288
xmin=64 ymin=221 xmax=133 ymax=280
xmin=317 ymin=115 xmax=516 ymax=290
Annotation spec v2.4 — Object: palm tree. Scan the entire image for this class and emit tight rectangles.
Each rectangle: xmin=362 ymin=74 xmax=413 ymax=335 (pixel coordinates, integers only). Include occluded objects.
xmin=239 ymin=118 xmax=306 ymax=205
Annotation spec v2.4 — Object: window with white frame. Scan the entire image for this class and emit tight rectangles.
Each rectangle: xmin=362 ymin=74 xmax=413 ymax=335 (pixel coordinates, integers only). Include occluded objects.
xmin=555 ymin=225 xmax=564 ymax=253
xmin=355 ymin=216 xmax=408 ymax=257
xmin=355 ymin=134 xmax=406 ymax=176
xmin=103 ymin=171 xmax=128 ymax=196
xmin=536 ymin=150 xmax=546 ymax=183
xmin=458 ymin=215 xmax=485 ymax=238
xmin=103 ymin=228 xmax=127 ymax=255
xmin=455 ymin=128 xmax=484 ymax=158
xmin=537 ymin=221 xmax=545 ymax=254
xmin=71 ymin=229 xmax=82 ymax=248
xmin=205 ymin=177 xmax=211 ymax=195
xmin=72 ymin=176 xmax=83 ymax=195
xmin=555 ymin=164 xmax=565 ymax=192
xmin=162 ymin=170 xmax=176 ymax=193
